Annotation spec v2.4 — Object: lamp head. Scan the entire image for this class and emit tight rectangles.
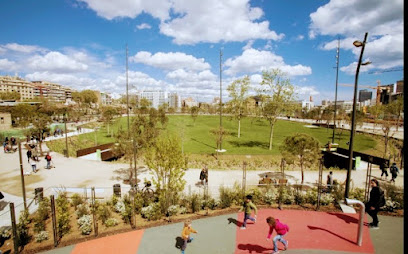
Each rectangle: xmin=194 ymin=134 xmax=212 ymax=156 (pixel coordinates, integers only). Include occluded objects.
xmin=361 ymin=61 xmax=372 ymax=66
xmin=353 ymin=41 xmax=364 ymax=47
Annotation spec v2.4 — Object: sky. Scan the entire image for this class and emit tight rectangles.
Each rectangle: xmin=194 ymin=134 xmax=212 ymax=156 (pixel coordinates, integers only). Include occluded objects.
xmin=0 ymin=0 xmax=404 ymax=104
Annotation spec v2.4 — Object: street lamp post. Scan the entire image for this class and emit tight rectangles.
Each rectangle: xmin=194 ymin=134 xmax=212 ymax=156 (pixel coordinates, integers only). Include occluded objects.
xmin=332 ymin=39 xmax=340 ymax=144
xmin=64 ymin=114 xmax=69 ymax=158
xmin=345 ymin=32 xmax=369 ymax=198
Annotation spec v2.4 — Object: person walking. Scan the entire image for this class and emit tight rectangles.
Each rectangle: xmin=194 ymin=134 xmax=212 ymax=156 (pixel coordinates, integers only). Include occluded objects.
xmin=365 ymin=179 xmax=384 ymax=229
xmin=239 ymin=195 xmax=257 ymax=229
xmin=326 ymin=171 xmax=334 ymax=192
xmin=389 ymin=162 xmax=399 ymax=183
xmin=380 ymin=161 xmax=389 ymax=179
xmin=26 ymin=149 xmax=32 ymax=163
xmin=31 ymin=160 xmax=37 ymax=173
xmin=266 ymin=216 xmax=289 ymax=254
xmin=45 ymin=152 xmax=52 ymax=169
xmin=181 ymin=219 xmax=197 ymax=254
xmin=199 ymin=166 xmax=208 ymax=185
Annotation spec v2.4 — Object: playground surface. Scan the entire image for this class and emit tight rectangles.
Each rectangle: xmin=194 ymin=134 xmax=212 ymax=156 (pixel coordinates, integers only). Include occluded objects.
xmin=39 ymin=209 xmax=404 ymax=254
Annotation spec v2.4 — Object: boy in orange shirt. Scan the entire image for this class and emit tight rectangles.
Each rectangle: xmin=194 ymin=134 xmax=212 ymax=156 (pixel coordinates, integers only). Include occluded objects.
xmin=181 ymin=219 xmax=197 ymax=254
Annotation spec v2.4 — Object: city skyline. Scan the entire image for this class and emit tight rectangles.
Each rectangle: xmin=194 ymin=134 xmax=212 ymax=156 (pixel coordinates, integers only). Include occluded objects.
xmin=0 ymin=0 xmax=404 ymax=104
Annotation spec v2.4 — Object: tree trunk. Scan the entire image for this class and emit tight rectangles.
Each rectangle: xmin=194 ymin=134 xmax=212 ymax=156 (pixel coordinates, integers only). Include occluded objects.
xmin=268 ymin=122 xmax=275 ymax=150
xmin=300 ymin=161 xmax=304 ymax=184
xmin=238 ymin=119 xmax=241 ymax=138
xmin=107 ymin=123 xmax=110 ymax=137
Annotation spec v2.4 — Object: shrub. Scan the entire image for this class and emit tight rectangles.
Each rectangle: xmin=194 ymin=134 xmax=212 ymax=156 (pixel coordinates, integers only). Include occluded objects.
xmin=77 ymin=215 xmax=92 ymax=235
xmin=141 ymin=203 xmax=162 ymax=221
xmin=293 ymin=188 xmax=306 ymax=205
xmin=76 ymin=204 xmax=90 ymax=219
xmin=330 ymin=184 xmax=344 ymax=203
xmin=120 ymin=195 xmax=133 ymax=224
xmin=382 ymin=183 xmax=404 ymax=209
xmin=110 ymin=195 xmax=119 ymax=208
xmin=320 ymin=193 xmax=335 ymax=206
xmin=263 ymin=188 xmax=277 ymax=205
xmin=305 ymin=188 xmax=318 ymax=205
xmin=70 ymin=193 xmax=84 ymax=208
xmin=56 ymin=192 xmax=71 ymax=237
xmin=179 ymin=206 xmax=187 ymax=214
xmin=201 ymin=197 xmax=218 ymax=210
xmin=246 ymin=188 xmax=263 ymax=205
xmin=218 ymin=186 xmax=235 ymax=208
xmin=33 ymin=198 xmax=50 ymax=233
xmin=97 ymin=203 xmax=112 ymax=224
xmin=349 ymin=188 xmax=365 ymax=202
xmin=189 ymin=193 xmax=202 ymax=213
xmin=277 ymin=186 xmax=295 ymax=205
xmin=105 ymin=218 xmax=118 ymax=227
xmin=1 ymin=228 xmax=11 ymax=239
xmin=35 ymin=231 xmax=49 ymax=242
xmin=17 ymin=210 xmax=31 ymax=247
xmin=167 ymin=205 xmax=179 ymax=217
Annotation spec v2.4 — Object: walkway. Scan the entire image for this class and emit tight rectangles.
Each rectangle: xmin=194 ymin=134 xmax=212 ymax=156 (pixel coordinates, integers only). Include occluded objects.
xmin=37 ymin=209 xmax=403 ymax=254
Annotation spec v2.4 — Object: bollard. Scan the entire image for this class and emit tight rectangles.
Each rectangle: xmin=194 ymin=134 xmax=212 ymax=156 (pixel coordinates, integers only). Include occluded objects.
xmin=345 ymin=198 xmax=365 ymax=246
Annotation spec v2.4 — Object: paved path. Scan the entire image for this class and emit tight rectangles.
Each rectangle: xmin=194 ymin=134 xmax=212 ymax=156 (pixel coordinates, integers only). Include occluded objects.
xmin=35 ymin=210 xmax=403 ymax=254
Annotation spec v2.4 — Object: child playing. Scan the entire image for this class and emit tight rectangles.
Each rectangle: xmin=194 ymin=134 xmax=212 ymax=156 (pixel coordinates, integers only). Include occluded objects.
xmin=239 ymin=194 xmax=257 ymax=229
xmin=266 ymin=216 xmax=289 ymax=254
xmin=181 ymin=219 xmax=197 ymax=254
xmin=31 ymin=160 xmax=37 ymax=173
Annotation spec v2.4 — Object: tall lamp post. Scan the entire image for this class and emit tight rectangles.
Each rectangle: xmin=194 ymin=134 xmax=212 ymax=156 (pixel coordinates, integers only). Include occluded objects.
xmin=332 ymin=39 xmax=340 ymax=144
xmin=345 ymin=32 xmax=370 ymax=198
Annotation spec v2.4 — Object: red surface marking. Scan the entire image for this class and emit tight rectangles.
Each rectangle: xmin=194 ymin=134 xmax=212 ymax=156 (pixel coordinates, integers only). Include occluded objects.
xmin=235 ymin=209 xmax=374 ymax=254
xmin=72 ymin=230 xmax=144 ymax=254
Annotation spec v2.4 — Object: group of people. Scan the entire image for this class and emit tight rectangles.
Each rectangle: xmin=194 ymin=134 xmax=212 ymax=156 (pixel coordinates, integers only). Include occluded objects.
xmin=26 ymin=143 xmax=53 ymax=173
xmin=3 ymin=136 xmax=17 ymax=153
xmin=380 ymin=162 xmax=400 ymax=183
xmin=181 ymin=195 xmax=289 ymax=254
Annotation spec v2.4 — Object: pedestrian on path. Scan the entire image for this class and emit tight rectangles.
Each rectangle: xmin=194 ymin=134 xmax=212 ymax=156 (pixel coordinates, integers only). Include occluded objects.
xmin=390 ymin=162 xmax=399 ymax=183
xmin=45 ymin=152 xmax=52 ymax=169
xmin=380 ymin=161 xmax=389 ymax=179
xmin=26 ymin=149 xmax=32 ymax=163
xmin=327 ymin=171 xmax=333 ymax=192
xmin=239 ymin=195 xmax=257 ymax=229
xmin=365 ymin=179 xmax=384 ymax=229
xmin=31 ymin=160 xmax=37 ymax=173
xmin=266 ymin=216 xmax=289 ymax=254
xmin=181 ymin=219 xmax=197 ymax=254
xmin=199 ymin=165 xmax=208 ymax=185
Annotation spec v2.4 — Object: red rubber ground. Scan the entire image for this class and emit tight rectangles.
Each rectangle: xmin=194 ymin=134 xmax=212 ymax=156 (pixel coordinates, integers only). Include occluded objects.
xmin=235 ymin=209 xmax=374 ymax=253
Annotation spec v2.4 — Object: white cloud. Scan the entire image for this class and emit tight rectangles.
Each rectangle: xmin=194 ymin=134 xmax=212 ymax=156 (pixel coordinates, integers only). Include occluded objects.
xmin=78 ymin=0 xmax=284 ymax=45
xmin=0 ymin=43 xmax=46 ymax=53
xmin=136 ymin=23 xmax=152 ymax=30
xmin=78 ymin=0 xmax=171 ymax=21
xmin=131 ymin=51 xmax=211 ymax=71
xmin=0 ymin=58 xmax=18 ymax=72
xmin=296 ymin=35 xmax=304 ymax=41
xmin=224 ymin=48 xmax=312 ymax=76
xmin=27 ymin=52 xmax=89 ymax=73
xmin=310 ymin=0 xmax=403 ymax=72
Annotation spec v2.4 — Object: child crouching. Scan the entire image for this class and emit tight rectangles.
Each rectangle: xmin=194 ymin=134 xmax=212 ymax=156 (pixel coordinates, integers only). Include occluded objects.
xmin=266 ymin=216 xmax=289 ymax=254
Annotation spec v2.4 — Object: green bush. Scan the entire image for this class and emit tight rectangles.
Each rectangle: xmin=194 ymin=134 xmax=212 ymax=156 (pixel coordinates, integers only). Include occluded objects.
xmin=75 ymin=204 xmax=90 ymax=219
xmin=77 ymin=215 xmax=92 ymax=235
xmin=141 ymin=203 xmax=162 ymax=221
xmin=305 ymin=188 xmax=318 ymax=205
xmin=349 ymin=188 xmax=365 ymax=202
xmin=382 ymin=183 xmax=404 ymax=209
xmin=35 ymin=231 xmax=49 ymax=243
xmin=189 ymin=193 xmax=202 ymax=213
xmin=166 ymin=205 xmax=179 ymax=217
xmin=246 ymin=188 xmax=263 ymax=205
xmin=263 ymin=188 xmax=277 ymax=205
xmin=320 ymin=193 xmax=334 ymax=206
xmin=218 ymin=186 xmax=235 ymax=208
xmin=293 ymin=188 xmax=306 ymax=205
xmin=33 ymin=198 xmax=50 ymax=233
xmin=105 ymin=218 xmax=118 ymax=227
xmin=17 ymin=210 xmax=31 ymax=247
xmin=97 ymin=203 xmax=112 ymax=224
xmin=277 ymin=186 xmax=295 ymax=205
xmin=56 ymin=192 xmax=71 ymax=237
xmin=70 ymin=193 xmax=85 ymax=208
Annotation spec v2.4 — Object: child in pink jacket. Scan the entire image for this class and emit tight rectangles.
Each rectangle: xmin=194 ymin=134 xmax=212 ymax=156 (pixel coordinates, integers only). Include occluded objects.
xmin=266 ymin=216 xmax=289 ymax=254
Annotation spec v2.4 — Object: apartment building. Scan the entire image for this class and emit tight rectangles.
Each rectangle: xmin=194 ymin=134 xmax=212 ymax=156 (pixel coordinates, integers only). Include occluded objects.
xmin=168 ymin=92 xmax=181 ymax=110
xmin=139 ymin=90 xmax=167 ymax=109
xmin=31 ymin=80 xmax=73 ymax=102
xmin=0 ymin=76 xmax=35 ymax=100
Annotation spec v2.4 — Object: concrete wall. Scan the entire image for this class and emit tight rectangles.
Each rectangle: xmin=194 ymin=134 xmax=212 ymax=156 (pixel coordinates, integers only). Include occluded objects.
xmin=0 ymin=112 xmax=12 ymax=130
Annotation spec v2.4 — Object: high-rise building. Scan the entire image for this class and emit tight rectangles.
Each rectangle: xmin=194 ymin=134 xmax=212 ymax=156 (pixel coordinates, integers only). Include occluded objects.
xmin=31 ymin=81 xmax=73 ymax=102
xmin=140 ymin=90 xmax=167 ymax=109
xmin=358 ymin=89 xmax=372 ymax=102
xmin=168 ymin=92 xmax=181 ymax=110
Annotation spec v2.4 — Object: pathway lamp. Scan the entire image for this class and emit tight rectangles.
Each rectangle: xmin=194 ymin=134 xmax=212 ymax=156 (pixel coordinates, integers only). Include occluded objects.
xmin=345 ymin=32 xmax=370 ymax=198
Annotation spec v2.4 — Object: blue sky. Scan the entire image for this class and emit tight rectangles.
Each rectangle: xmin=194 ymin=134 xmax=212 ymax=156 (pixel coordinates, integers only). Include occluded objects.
xmin=0 ymin=0 xmax=403 ymax=104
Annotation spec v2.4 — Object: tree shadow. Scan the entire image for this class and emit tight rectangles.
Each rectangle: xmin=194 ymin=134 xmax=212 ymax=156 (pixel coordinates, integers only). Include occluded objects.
xmin=237 ymin=243 xmax=272 ymax=253
xmin=307 ymin=225 xmax=355 ymax=245
xmin=0 ymin=200 xmax=9 ymax=211
xmin=111 ymin=166 xmax=146 ymax=181
xmin=227 ymin=217 xmax=243 ymax=227
xmin=228 ymin=140 xmax=269 ymax=149
xmin=191 ymin=138 xmax=216 ymax=149
xmin=258 ymin=172 xmax=296 ymax=180
xmin=175 ymin=236 xmax=184 ymax=249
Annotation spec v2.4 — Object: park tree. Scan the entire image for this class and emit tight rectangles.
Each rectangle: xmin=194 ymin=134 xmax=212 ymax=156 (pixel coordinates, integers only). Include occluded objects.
xmin=31 ymin=112 xmax=52 ymax=156
xmin=145 ymin=135 xmax=187 ymax=212
xmin=227 ymin=76 xmax=250 ymax=138
xmin=190 ymin=106 xmax=200 ymax=125
xmin=11 ymin=104 xmax=35 ymax=128
xmin=138 ymin=98 xmax=151 ymax=114
xmin=210 ymin=127 xmax=229 ymax=157
xmin=259 ymin=69 xmax=296 ymax=150
xmin=0 ymin=91 xmax=21 ymax=101
xmin=367 ymin=104 xmax=384 ymax=132
xmin=101 ymin=106 xmax=118 ymax=137
xmin=114 ymin=111 xmax=160 ymax=184
xmin=280 ymin=133 xmax=320 ymax=184
xmin=386 ymin=96 xmax=403 ymax=131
